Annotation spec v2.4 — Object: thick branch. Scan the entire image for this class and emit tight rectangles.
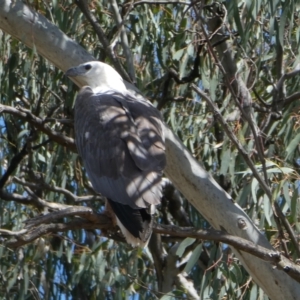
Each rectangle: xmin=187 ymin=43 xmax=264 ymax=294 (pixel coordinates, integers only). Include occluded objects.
xmin=148 ymin=233 xmax=165 ymax=292
xmin=0 ymin=1 xmax=299 ymax=298
xmin=0 ymin=206 xmax=279 ymax=260
xmin=162 ymin=178 xmax=192 ymax=226
xmin=175 ymin=274 xmax=200 ymax=300
xmin=1 ymin=205 xmax=300 ymax=282
xmin=155 ymin=224 xmax=279 ymax=262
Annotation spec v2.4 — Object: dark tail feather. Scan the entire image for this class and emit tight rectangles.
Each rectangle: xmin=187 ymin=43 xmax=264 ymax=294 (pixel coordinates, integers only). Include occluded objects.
xmin=107 ymin=199 xmax=153 ymax=243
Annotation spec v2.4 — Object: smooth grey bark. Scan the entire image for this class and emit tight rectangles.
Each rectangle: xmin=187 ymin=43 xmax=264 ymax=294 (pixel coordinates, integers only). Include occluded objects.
xmin=0 ymin=1 xmax=299 ymax=299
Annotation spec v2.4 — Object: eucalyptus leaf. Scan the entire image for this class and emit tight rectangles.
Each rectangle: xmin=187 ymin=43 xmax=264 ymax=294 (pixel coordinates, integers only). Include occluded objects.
xmin=0 ymin=1 xmax=300 ymax=299
xmin=183 ymin=243 xmax=202 ymax=274
xmin=176 ymin=237 xmax=196 ymax=257
xmin=263 ymin=194 xmax=273 ymax=226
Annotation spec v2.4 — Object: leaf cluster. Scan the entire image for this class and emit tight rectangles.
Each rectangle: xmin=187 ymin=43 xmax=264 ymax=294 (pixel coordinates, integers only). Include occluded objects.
xmin=0 ymin=0 xmax=300 ymax=299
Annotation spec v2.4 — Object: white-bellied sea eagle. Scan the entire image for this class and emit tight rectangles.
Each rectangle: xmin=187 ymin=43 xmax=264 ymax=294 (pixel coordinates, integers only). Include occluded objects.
xmin=65 ymin=61 xmax=166 ymax=247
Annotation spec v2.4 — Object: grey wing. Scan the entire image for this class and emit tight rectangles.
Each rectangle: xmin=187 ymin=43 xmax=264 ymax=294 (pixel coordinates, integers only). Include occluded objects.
xmin=117 ymin=92 xmax=166 ymax=171
xmin=74 ymin=87 xmax=166 ymax=209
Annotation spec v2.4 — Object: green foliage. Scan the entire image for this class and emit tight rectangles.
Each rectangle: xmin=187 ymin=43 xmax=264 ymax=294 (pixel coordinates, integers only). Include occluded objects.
xmin=1 ymin=0 xmax=300 ymax=299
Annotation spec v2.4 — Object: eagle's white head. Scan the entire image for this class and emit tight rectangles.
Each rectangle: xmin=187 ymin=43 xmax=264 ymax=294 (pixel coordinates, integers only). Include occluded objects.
xmin=65 ymin=61 xmax=127 ymax=94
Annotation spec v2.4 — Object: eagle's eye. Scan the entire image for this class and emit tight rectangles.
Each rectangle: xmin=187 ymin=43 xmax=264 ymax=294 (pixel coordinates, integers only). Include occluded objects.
xmin=85 ymin=64 xmax=92 ymax=71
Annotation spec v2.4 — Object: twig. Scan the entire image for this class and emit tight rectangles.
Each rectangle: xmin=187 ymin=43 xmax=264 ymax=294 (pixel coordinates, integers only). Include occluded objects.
xmin=0 ymin=130 xmax=46 ymax=192
xmin=198 ymin=13 xmax=269 ymax=184
xmin=253 ymin=88 xmax=272 ymax=108
xmin=274 ymin=202 xmax=300 ymax=257
xmin=0 ymin=142 xmax=28 ymax=189
xmin=273 ymin=41 xmax=284 ymax=111
xmin=110 ymin=0 xmax=136 ymax=82
xmin=273 ymin=68 xmax=300 ymax=113
xmin=32 ymin=139 xmax=51 ymax=150
xmin=75 ymin=0 xmax=132 ymax=83
xmin=206 ymin=3 xmax=227 ymax=42
xmin=157 ymin=44 xmax=203 ymax=109
xmin=0 ymin=104 xmax=76 ymax=152
xmin=191 ymin=84 xmax=272 ymax=199
xmin=43 ymin=118 xmax=73 ymax=125
xmin=0 ymin=228 xmax=27 ymax=236
xmin=123 ymin=0 xmax=191 ymax=7
xmin=32 ymin=74 xmax=64 ymax=103
xmin=13 ymin=177 xmax=103 ymax=203
xmin=0 ymin=207 xmax=279 ymax=261
xmin=276 ymin=69 xmax=300 ymax=92
xmin=284 ymin=91 xmax=300 ymax=106
xmin=272 ymin=207 xmax=290 ymax=258
xmin=6 ymin=219 xmax=111 ymax=248
xmin=1 ymin=205 xmax=300 ymax=283
xmin=24 ymin=206 xmax=102 ymax=228
xmin=0 ymin=189 xmax=71 ymax=211
xmin=154 ymin=224 xmax=300 ymax=283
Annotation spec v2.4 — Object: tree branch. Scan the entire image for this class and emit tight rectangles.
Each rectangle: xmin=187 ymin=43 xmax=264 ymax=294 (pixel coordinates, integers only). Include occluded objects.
xmin=157 ymin=44 xmax=203 ymax=110
xmin=0 ymin=142 xmax=28 ymax=189
xmin=124 ymin=0 xmax=191 ymax=7
xmin=284 ymin=91 xmax=300 ymax=106
xmin=276 ymin=69 xmax=300 ymax=96
xmin=0 ymin=104 xmax=76 ymax=152
xmin=148 ymin=233 xmax=165 ymax=292
xmin=0 ymin=189 xmax=72 ymax=211
xmin=110 ymin=0 xmax=136 ymax=82
xmin=0 ymin=206 xmax=278 ymax=261
xmin=1 ymin=1 xmax=299 ymax=297
xmin=13 ymin=176 xmax=103 ymax=203
xmin=162 ymin=178 xmax=193 ymax=226
xmin=175 ymin=273 xmax=200 ymax=300
xmin=191 ymin=84 xmax=272 ymax=199
xmin=1 ymin=204 xmax=300 ymax=282
xmin=75 ymin=0 xmax=132 ymax=83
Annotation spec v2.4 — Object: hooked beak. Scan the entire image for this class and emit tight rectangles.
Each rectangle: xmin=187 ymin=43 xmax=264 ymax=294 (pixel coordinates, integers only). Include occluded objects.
xmin=65 ymin=67 xmax=82 ymax=77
